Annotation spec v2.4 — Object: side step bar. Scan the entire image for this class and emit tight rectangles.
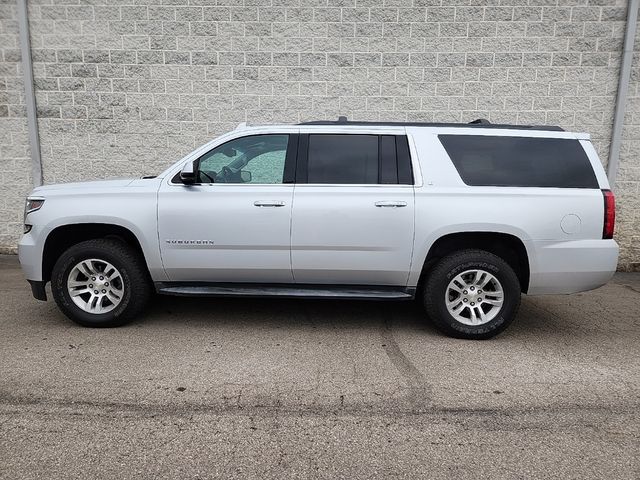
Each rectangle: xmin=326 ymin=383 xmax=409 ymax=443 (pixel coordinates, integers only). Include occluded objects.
xmin=155 ymin=283 xmax=415 ymax=300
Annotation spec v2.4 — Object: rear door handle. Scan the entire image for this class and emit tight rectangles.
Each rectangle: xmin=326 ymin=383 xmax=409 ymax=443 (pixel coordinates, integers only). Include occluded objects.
xmin=375 ymin=201 xmax=407 ymax=208
xmin=254 ymin=201 xmax=286 ymax=207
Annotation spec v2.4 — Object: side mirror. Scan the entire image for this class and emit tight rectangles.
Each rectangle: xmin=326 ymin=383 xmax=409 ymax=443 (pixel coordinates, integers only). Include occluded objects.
xmin=240 ymin=170 xmax=252 ymax=183
xmin=180 ymin=161 xmax=197 ymax=185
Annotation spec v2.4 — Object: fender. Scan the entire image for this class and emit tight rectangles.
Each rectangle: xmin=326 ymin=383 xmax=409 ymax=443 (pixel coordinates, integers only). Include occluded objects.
xmin=408 ymin=223 xmax=535 ymax=287
xmin=43 ymin=216 xmax=165 ymax=278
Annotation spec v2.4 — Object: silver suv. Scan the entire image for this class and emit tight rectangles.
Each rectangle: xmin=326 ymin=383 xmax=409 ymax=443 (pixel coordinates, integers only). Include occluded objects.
xmin=19 ymin=119 xmax=618 ymax=339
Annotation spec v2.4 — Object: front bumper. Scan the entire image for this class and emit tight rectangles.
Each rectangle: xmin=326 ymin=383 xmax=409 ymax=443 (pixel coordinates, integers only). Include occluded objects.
xmin=18 ymin=231 xmax=42 ymax=281
xmin=19 ymin=229 xmax=48 ymax=301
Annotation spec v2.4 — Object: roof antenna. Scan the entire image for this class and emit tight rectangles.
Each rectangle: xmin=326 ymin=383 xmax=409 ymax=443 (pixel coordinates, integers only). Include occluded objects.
xmin=469 ymin=118 xmax=491 ymax=125
xmin=337 ymin=116 xmax=348 ymax=123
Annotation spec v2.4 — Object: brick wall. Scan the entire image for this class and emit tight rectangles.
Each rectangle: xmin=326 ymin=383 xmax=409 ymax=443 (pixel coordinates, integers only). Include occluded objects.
xmin=0 ymin=0 xmax=638 ymax=269
xmin=618 ymin=12 xmax=640 ymax=270
xmin=0 ymin=0 xmax=31 ymax=253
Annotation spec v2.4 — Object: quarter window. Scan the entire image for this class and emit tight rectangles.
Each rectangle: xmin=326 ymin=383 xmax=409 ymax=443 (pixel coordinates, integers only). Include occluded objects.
xmin=197 ymin=134 xmax=289 ymax=184
xmin=439 ymin=135 xmax=599 ymax=189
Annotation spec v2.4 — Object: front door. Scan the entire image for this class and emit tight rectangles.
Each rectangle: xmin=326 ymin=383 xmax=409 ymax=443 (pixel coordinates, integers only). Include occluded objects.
xmin=291 ymin=132 xmax=415 ymax=286
xmin=158 ymin=133 xmax=297 ymax=282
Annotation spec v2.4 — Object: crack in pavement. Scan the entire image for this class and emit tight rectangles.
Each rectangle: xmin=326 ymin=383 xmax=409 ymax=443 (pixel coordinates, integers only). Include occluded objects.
xmin=2 ymin=396 xmax=637 ymax=431
xmin=380 ymin=308 xmax=432 ymax=412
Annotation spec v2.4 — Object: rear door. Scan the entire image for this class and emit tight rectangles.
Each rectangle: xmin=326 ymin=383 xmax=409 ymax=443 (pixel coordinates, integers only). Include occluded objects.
xmin=291 ymin=131 xmax=415 ymax=286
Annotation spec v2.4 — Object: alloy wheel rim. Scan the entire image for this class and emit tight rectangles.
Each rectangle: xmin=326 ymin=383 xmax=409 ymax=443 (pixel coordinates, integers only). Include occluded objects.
xmin=67 ymin=258 xmax=124 ymax=314
xmin=445 ymin=269 xmax=504 ymax=326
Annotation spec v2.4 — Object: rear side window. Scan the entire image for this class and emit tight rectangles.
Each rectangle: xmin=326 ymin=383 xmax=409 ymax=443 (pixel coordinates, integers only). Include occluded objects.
xmin=438 ymin=135 xmax=599 ymax=189
xmin=307 ymin=134 xmax=378 ymax=184
xmin=301 ymin=134 xmax=413 ymax=185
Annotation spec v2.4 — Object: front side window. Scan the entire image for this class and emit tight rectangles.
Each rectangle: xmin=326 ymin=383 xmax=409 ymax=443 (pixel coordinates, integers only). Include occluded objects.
xmin=197 ymin=134 xmax=289 ymax=184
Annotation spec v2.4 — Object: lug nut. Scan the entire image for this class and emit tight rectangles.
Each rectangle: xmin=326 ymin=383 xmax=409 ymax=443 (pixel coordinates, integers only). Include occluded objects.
xmin=99 ymin=276 xmax=104 ymax=280
xmin=105 ymin=282 xmax=109 ymax=286
xmin=92 ymin=277 xmax=96 ymax=281
xmin=463 ymin=298 xmax=468 ymax=303
xmin=470 ymin=302 xmax=475 ymax=306
xmin=470 ymin=286 xmax=475 ymax=291
xmin=94 ymin=290 xmax=99 ymax=294
xmin=478 ymin=290 xmax=482 ymax=294
xmin=102 ymin=289 xmax=106 ymax=293
xmin=478 ymin=298 xmax=482 ymax=302
xmin=463 ymin=290 xmax=468 ymax=294
xmin=89 ymin=284 xmax=93 ymax=288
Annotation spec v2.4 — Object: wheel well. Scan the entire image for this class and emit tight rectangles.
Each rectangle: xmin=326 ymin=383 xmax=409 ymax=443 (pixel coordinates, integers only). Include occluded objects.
xmin=420 ymin=232 xmax=530 ymax=293
xmin=42 ymin=223 xmax=146 ymax=283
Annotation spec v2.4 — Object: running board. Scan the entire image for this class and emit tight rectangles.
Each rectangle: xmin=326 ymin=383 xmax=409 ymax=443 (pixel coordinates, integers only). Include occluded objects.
xmin=155 ymin=283 xmax=415 ymax=300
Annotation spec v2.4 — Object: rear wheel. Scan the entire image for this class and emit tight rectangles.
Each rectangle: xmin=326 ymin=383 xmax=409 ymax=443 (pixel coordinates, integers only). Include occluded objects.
xmin=51 ymin=238 xmax=151 ymax=327
xmin=423 ymin=249 xmax=521 ymax=339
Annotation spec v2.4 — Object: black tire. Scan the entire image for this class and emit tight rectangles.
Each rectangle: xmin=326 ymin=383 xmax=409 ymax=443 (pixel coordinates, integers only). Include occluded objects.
xmin=423 ymin=249 xmax=521 ymax=340
xmin=51 ymin=238 xmax=152 ymax=327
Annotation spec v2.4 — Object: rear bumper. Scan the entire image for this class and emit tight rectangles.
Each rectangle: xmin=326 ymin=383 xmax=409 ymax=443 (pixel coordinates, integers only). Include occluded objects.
xmin=527 ymin=239 xmax=618 ymax=295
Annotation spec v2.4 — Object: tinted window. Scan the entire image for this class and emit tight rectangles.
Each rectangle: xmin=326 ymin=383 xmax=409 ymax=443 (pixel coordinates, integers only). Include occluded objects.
xmin=198 ymin=134 xmax=288 ymax=184
xmin=439 ymin=135 xmax=599 ymax=188
xmin=379 ymin=136 xmax=398 ymax=184
xmin=396 ymin=135 xmax=413 ymax=185
xmin=307 ymin=134 xmax=378 ymax=184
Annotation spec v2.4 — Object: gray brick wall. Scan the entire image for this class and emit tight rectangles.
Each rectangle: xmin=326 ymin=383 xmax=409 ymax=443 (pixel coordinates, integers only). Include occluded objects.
xmin=0 ymin=0 xmax=638 ymax=269
xmin=618 ymin=20 xmax=640 ymax=270
xmin=0 ymin=0 xmax=31 ymax=253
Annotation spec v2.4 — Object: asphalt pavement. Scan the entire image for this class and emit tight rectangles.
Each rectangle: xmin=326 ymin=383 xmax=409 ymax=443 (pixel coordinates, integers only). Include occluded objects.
xmin=0 ymin=255 xmax=638 ymax=479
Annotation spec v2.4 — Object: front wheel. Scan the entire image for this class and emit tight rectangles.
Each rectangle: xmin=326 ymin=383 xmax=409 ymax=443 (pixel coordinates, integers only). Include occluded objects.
xmin=423 ymin=249 xmax=521 ymax=340
xmin=51 ymin=238 xmax=151 ymax=327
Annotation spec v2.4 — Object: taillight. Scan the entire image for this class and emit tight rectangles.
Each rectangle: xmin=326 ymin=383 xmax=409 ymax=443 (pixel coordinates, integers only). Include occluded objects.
xmin=602 ymin=189 xmax=615 ymax=239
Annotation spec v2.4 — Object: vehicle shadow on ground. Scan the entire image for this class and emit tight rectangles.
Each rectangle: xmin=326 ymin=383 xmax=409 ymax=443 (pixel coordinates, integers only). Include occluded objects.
xmin=28 ymin=279 xmax=635 ymax=343
xmin=143 ymin=278 xmax=640 ymax=341
xmin=144 ymin=294 xmax=439 ymax=331
xmin=139 ymin=293 xmax=581 ymax=342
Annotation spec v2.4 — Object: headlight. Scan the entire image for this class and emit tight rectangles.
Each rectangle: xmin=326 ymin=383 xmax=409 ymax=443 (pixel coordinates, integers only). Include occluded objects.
xmin=25 ymin=197 xmax=45 ymax=215
xmin=24 ymin=197 xmax=45 ymax=227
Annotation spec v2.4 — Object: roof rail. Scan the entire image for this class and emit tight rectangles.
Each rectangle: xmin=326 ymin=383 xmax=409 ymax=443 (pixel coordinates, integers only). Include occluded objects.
xmin=298 ymin=116 xmax=564 ymax=132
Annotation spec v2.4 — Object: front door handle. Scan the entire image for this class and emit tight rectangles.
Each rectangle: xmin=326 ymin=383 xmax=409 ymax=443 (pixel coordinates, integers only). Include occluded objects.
xmin=254 ymin=201 xmax=286 ymax=207
xmin=375 ymin=201 xmax=407 ymax=208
